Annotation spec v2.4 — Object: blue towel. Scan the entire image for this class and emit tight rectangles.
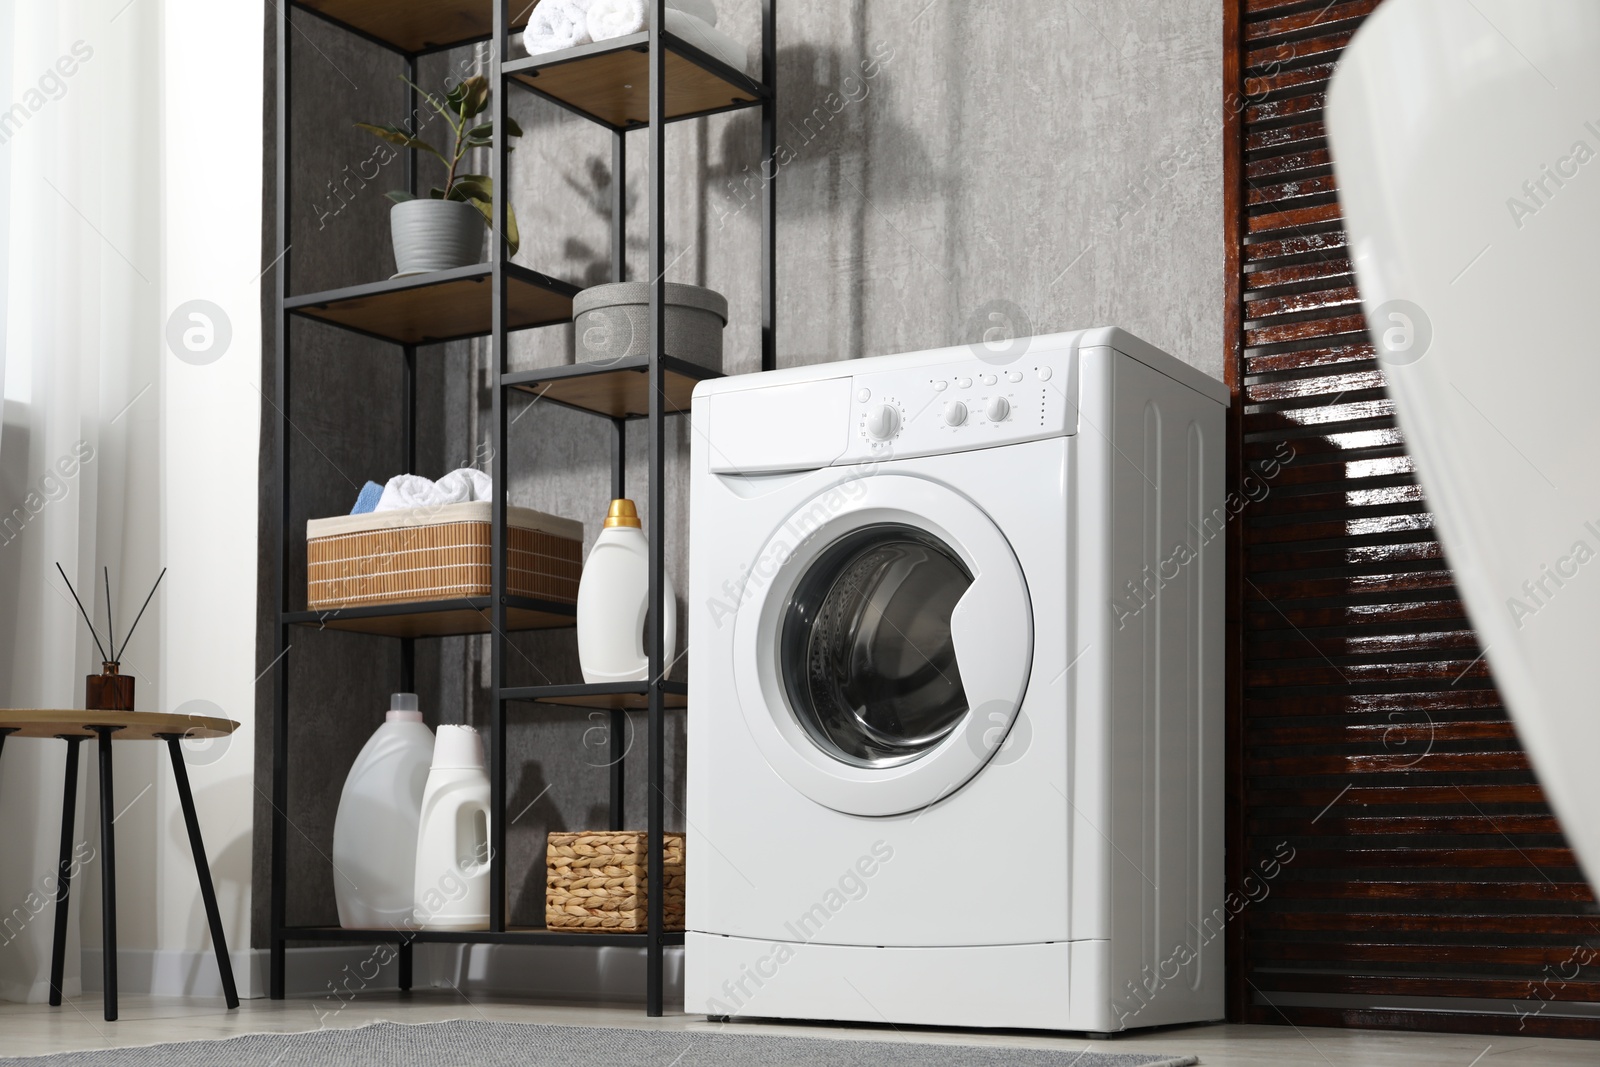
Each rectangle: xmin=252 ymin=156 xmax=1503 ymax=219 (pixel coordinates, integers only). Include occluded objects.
xmin=351 ymin=480 xmax=385 ymax=515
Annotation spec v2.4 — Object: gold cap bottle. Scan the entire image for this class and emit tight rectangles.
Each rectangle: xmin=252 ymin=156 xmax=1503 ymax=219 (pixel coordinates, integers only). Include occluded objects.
xmin=604 ymin=498 xmax=642 ymax=529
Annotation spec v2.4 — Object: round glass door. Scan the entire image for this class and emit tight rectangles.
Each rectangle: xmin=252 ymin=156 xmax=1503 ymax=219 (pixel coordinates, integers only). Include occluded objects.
xmin=731 ymin=473 xmax=1033 ymax=816
xmin=779 ymin=524 xmax=973 ymax=768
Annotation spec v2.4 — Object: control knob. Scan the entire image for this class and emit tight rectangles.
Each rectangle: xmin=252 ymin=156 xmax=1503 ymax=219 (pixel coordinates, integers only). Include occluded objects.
xmin=943 ymin=401 xmax=968 ymax=427
xmin=985 ymin=396 xmax=1011 ymax=422
xmin=865 ymin=403 xmax=901 ymax=441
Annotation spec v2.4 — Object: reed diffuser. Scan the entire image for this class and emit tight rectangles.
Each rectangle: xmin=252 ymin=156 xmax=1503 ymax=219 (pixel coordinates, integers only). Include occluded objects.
xmin=57 ymin=563 xmax=165 ymax=712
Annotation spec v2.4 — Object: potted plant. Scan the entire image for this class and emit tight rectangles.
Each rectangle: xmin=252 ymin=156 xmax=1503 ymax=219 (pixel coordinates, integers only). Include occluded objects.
xmin=357 ymin=74 xmax=522 ymax=277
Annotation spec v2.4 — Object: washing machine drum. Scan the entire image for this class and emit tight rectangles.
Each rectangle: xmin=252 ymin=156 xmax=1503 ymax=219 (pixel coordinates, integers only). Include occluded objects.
xmin=732 ymin=474 xmax=1034 ymax=816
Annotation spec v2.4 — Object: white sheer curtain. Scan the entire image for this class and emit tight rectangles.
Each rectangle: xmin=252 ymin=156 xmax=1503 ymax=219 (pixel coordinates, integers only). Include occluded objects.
xmin=0 ymin=0 xmax=164 ymax=1001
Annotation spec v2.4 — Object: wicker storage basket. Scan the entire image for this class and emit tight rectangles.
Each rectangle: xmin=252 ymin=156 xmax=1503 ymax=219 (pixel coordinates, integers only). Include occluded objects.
xmin=307 ymin=501 xmax=582 ymax=609
xmin=547 ymin=831 xmax=685 ymax=933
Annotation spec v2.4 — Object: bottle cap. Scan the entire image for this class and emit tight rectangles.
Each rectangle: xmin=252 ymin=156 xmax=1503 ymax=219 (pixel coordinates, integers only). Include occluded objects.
xmin=604 ymin=498 xmax=641 ymax=529
xmin=431 ymin=724 xmax=485 ymax=769
xmin=387 ymin=692 xmax=423 ymax=723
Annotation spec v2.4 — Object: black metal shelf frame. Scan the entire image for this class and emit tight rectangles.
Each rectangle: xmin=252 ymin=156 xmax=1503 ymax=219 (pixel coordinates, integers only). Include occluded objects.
xmin=271 ymin=0 xmax=777 ymax=1017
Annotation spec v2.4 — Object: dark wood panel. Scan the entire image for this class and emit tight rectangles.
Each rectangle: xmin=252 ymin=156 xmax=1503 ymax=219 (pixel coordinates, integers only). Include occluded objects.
xmin=1251 ymin=811 xmax=1553 ymax=835
xmin=1225 ymin=0 xmax=1595 ymax=1038
xmin=1243 ymin=597 xmax=1467 ymax=633
xmin=1248 ymin=781 xmax=1541 ymax=806
xmin=1246 ymin=752 xmax=1531 ymax=776
xmin=1246 ymin=0 xmax=1380 ymax=43
xmin=1247 ymin=484 xmax=1426 ymax=520
xmin=1257 ymin=1007 xmax=1600 ymax=1042
xmin=1248 ymin=716 xmax=1510 ymax=751
xmin=1244 ymin=311 xmax=1366 ymax=347
xmin=1244 ymin=658 xmax=1494 ymax=690
xmin=1267 ymin=972 xmax=1600 ymax=1001
xmin=1244 ymin=228 xmax=1348 ymax=263
xmin=1244 ymin=63 xmax=1337 ymax=100
xmin=1247 ymin=29 xmax=1358 ymax=70
xmin=1252 ymin=942 xmax=1590 ymax=966
xmin=1244 ymin=283 xmax=1362 ymax=322
xmin=1257 ymin=912 xmax=1600 ymax=936
xmin=1245 ymin=256 xmax=1353 ymax=291
xmin=1247 ymin=202 xmax=1343 ymax=234
xmin=1246 ymin=174 xmax=1338 ymax=212
xmin=1269 ymin=879 xmax=1591 ymax=901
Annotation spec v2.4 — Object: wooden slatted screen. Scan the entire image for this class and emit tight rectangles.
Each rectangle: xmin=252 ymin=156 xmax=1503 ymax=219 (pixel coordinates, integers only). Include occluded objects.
xmin=1223 ymin=0 xmax=1600 ymax=1039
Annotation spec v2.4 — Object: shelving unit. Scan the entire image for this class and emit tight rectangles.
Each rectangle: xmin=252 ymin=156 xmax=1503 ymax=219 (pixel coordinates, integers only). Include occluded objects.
xmin=270 ymin=0 xmax=776 ymax=1017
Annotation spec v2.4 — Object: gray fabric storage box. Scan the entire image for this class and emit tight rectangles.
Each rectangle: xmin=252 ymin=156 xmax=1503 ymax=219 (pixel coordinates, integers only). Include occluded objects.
xmin=572 ymin=282 xmax=728 ymax=371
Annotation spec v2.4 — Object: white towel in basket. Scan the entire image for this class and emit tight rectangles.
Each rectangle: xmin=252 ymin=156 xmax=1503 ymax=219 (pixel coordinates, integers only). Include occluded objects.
xmin=375 ymin=469 xmax=492 ymax=513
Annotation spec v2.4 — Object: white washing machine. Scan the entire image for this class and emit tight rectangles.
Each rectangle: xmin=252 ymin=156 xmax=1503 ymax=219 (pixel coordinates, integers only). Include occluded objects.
xmin=685 ymin=328 xmax=1228 ymax=1033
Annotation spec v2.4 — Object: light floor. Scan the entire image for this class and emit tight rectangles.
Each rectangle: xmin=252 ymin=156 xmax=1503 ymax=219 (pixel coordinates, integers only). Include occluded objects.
xmin=0 ymin=993 xmax=1594 ymax=1065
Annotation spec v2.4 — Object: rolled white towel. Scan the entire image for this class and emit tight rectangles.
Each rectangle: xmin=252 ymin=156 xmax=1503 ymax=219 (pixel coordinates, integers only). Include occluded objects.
xmin=523 ymin=0 xmax=592 ymax=55
xmin=374 ymin=468 xmax=493 ymax=512
xmin=586 ymin=0 xmax=645 ymax=41
xmin=436 ymin=467 xmax=493 ymax=502
xmin=588 ymin=0 xmax=722 ymax=40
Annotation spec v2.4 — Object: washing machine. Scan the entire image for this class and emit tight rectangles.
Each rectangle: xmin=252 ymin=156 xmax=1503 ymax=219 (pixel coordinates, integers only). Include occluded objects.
xmin=685 ymin=328 xmax=1228 ymax=1033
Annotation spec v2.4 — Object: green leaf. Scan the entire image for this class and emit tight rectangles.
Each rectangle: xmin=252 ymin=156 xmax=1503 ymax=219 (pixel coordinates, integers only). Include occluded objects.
xmin=451 ymin=179 xmax=491 ymax=204
xmin=459 ymin=75 xmax=490 ymax=119
xmin=455 ymin=174 xmax=493 ymax=195
xmin=465 ymin=122 xmax=493 ymax=142
xmin=502 ymin=115 xmax=523 ymax=139
xmin=384 ymin=190 xmax=417 ymax=204
xmin=427 ymin=187 xmax=447 ymax=199
xmin=462 ymin=195 xmax=519 ymax=257
xmin=353 ymin=122 xmax=444 ymax=161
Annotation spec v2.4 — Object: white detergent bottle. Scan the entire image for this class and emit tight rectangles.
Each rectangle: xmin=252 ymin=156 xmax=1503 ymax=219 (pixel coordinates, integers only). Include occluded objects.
xmin=413 ymin=724 xmax=491 ymax=930
xmin=576 ymin=498 xmax=677 ymax=683
xmin=331 ymin=693 xmax=434 ymax=929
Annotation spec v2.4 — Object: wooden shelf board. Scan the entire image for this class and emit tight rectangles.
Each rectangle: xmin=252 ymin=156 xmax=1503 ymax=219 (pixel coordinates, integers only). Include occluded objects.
xmin=528 ymin=691 xmax=688 ymax=710
xmin=287 ymin=266 xmax=577 ymax=346
xmin=512 ymin=363 xmax=704 ymax=418
xmin=287 ymin=597 xmax=574 ymax=638
xmin=509 ymin=32 xmax=761 ymax=128
xmin=293 ymin=0 xmax=526 ymax=55
xmin=0 ymin=709 xmax=238 ymax=741
xmin=279 ymin=925 xmax=680 ymax=946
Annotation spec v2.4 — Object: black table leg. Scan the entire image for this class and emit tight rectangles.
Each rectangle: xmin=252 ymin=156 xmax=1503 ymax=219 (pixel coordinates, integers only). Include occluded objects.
xmin=90 ymin=726 xmax=118 ymax=1022
xmin=398 ymin=940 xmax=413 ymax=993
xmin=50 ymin=737 xmax=85 ymax=1006
xmin=162 ymin=736 xmax=239 ymax=1009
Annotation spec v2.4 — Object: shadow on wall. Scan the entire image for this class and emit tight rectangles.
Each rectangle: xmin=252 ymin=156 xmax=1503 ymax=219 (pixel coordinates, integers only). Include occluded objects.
xmin=549 ymin=39 xmax=945 ymax=318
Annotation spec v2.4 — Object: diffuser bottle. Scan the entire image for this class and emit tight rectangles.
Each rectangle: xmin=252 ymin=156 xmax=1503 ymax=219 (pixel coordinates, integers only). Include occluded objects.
xmin=331 ymin=693 xmax=434 ymax=929
xmin=576 ymin=498 xmax=677 ymax=683
xmin=413 ymin=724 xmax=492 ymax=930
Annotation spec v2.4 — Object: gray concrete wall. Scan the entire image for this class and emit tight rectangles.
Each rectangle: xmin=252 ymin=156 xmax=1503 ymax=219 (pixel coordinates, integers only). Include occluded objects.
xmin=257 ymin=0 xmax=1221 ymax=939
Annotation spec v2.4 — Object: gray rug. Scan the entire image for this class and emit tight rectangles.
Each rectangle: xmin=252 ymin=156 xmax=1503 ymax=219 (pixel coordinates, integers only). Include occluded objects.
xmin=0 ymin=1019 xmax=1197 ymax=1066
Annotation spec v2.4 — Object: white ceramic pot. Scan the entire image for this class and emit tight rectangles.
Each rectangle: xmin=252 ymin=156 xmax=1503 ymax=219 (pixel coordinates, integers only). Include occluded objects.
xmin=389 ymin=198 xmax=484 ymax=277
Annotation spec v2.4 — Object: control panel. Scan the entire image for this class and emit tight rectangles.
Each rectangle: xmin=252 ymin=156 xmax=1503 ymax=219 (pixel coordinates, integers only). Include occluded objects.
xmin=841 ymin=349 xmax=1076 ymax=465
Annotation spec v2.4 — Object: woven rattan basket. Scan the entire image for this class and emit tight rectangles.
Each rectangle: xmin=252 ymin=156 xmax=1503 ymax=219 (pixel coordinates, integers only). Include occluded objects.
xmin=547 ymin=831 xmax=685 ymax=933
xmin=306 ymin=501 xmax=582 ymax=609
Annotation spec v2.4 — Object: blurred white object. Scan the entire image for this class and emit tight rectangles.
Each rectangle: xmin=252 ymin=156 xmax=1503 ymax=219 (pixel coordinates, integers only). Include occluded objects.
xmin=1328 ymin=0 xmax=1600 ymax=886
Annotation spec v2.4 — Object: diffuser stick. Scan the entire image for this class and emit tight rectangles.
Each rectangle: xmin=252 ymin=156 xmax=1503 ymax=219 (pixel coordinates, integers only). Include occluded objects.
xmin=119 ymin=567 xmax=166 ymax=654
xmin=56 ymin=562 xmax=109 ymax=663
xmin=105 ymin=567 xmax=116 ymax=662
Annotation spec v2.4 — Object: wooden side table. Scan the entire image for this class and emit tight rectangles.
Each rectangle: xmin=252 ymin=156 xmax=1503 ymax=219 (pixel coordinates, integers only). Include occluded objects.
xmin=0 ymin=709 xmax=241 ymax=1021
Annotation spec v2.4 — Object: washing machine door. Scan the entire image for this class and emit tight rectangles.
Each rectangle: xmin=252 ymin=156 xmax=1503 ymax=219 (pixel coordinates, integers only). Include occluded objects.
xmin=731 ymin=473 xmax=1033 ymax=816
